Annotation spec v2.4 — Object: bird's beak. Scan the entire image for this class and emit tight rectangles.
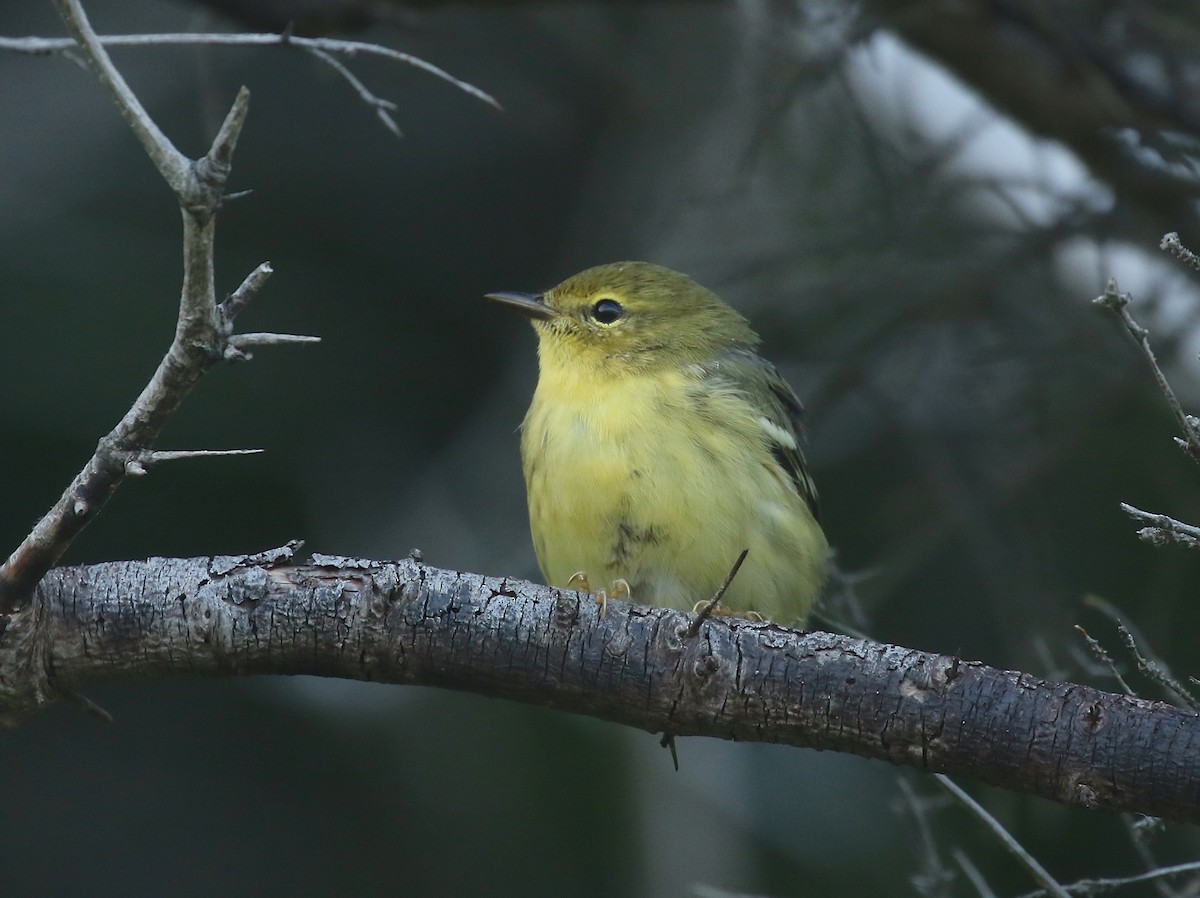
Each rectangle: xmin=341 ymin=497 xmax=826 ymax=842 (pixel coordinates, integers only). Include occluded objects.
xmin=485 ymin=291 xmax=558 ymax=321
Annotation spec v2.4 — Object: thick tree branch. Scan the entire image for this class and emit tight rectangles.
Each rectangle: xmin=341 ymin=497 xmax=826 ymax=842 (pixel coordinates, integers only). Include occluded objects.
xmin=2 ymin=553 xmax=1198 ymax=824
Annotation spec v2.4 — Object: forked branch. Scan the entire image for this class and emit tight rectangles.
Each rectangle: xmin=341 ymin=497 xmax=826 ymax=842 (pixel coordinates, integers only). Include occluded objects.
xmin=0 ymin=2 xmax=316 ymax=614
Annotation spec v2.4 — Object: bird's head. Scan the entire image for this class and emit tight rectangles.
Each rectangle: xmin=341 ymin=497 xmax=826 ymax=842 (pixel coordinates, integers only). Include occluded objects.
xmin=486 ymin=261 xmax=758 ymax=374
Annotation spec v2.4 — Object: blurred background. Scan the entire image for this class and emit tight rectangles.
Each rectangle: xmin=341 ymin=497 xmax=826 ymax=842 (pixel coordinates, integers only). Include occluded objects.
xmin=3 ymin=0 xmax=1200 ymax=895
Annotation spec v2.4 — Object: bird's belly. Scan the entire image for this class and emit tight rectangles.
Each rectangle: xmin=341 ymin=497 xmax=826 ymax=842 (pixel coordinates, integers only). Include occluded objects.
xmin=524 ymin=407 xmax=657 ymax=587
xmin=522 ymin=391 xmax=822 ymax=616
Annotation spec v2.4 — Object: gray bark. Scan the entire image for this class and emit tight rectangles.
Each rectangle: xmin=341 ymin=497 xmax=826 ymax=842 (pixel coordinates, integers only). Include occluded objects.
xmin=2 ymin=550 xmax=1197 ymax=823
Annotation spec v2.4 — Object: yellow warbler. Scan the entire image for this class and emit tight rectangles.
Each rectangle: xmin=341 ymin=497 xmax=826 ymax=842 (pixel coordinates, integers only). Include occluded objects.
xmin=487 ymin=262 xmax=827 ymax=623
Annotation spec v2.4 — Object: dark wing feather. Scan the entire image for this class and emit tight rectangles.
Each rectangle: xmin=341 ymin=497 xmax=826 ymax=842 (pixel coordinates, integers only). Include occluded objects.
xmin=702 ymin=348 xmax=820 ymax=520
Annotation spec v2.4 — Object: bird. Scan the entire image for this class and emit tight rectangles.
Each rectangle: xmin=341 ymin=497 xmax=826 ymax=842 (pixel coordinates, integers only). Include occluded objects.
xmin=486 ymin=261 xmax=827 ymax=624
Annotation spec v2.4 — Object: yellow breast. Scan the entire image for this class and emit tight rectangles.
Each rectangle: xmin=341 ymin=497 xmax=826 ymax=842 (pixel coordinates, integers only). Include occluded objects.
xmin=519 ymin=349 xmax=827 ymax=623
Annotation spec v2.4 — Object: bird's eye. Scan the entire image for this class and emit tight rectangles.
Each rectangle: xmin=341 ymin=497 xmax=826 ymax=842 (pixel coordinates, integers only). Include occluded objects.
xmin=589 ymin=298 xmax=625 ymax=325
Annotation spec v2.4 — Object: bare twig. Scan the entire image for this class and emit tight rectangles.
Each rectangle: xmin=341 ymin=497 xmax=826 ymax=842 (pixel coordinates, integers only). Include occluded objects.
xmin=1093 ymin=278 xmax=1200 ymax=463
xmin=0 ymin=30 xmax=502 ymax=123
xmin=1083 ymin=594 xmax=1198 ymax=710
xmin=307 ymin=46 xmax=402 ymax=137
xmin=953 ymin=850 xmax=1001 ymax=898
xmin=1074 ymin=624 xmax=1136 ymax=697
xmin=658 ymin=732 xmax=679 ymax=772
xmin=934 ymin=774 xmax=1071 ymax=898
xmin=1118 ymin=624 xmax=1199 ymax=711
xmin=1162 ymin=232 xmax=1200 ymax=272
xmin=686 ymin=548 xmax=749 ymax=637
xmin=896 ymin=774 xmax=955 ymax=898
xmin=666 ymin=562 xmax=723 ymax=762
xmin=1121 ymin=814 xmax=1182 ymax=898
xmin=219 ymin=262 xmax=275 ymax=324
xmin=1015 ymin=859 xmax=1200 ymax=898
xmin=1120 ymin=503 xmax=1200 ymax=551
xmin=226 ymin=333 xmax=322 ymax=360
xmin=123 ymin=449 xmax=265 ymax=477
xmin=65 ymin=689 xmax=113 ymax=723
xmin=46 ymin=0 xmax=188 ymax=188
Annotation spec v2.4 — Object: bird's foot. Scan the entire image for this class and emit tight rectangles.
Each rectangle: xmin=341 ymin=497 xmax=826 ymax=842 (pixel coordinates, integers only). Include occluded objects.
xmin=567 ymin=571 xmax=630 ymax=619
xmin=689 ymin=601 xmax=764 ymax=621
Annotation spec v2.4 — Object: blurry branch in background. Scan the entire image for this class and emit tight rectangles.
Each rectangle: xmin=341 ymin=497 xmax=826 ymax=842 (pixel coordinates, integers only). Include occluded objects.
xmin=895 ymin=774 xmax=956 ymax=898
xmin=172 ymin=0 xmax=1200 ymax=244
xmin=934 ymin=775 xmax=1071 ymax=898
xmin=1028 ymin=250 xmax=1200 ymax=898
xmin=860 ymin=0 xmax=1200 ymax=245
xmin=873 ymin=249 xmax=1200 ymax=897
xmin=1013 ymin=859 xmax=1200 ymax=898
xmin=1162 ymin=232 xmax=1200 ymax=273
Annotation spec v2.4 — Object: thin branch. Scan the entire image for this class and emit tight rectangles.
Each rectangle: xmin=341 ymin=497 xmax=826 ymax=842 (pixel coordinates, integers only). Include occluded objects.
xmin=1120 ymin=503 xmax=1200 ymax=551
xmin=123 ymin=449 xmax=265 ymax=477
xmin=220 ymin=262 xmax=275 ymax=323
xmin=658 ymin=732 xmax=679 ymax=771
xmin=934 ymin=774 xmax=1071 ymax=898
xmin=687 ymin=548 xmax=749 ymax=637
xmin=1162 ymin=232 xmax=1200 ymax=272
xmin=64 ymin=688 xmax=113 ymax=723
xmin=1120 ymin=815 xmax=1184 ymax=898
xmin=953 ymin=850 xmax=1001 ymax=898
xmin=220 ymin=189 xmax=254 ymax=205
xmin=1117 ymin=624 xmax=1199 ymax=711
xmin=896 ymin=774 xmax=956 ymax=898
xmin=307 ymin=46 xmax=402 ymax=137
xmin=197 ymin=85 xmax=251 ymax=191
xmin=1016 ymin=860 xmax=1200 ymax=898
xmin=1084 ymin=593 xmax=1199 ymax=710
xmin=1093 ymin=278 xmax=1200 ymax=463
xmin=48 ymin=0 xmax=190 ymax=190
xmin=174 ymin=84 xmax=250 ymax=340
xmin=0 ymin=30 xmax=502 ymax=114
xmin=226 ymin=333 xmax=322 ymax=359
xmin=1074 ymin=624 xmax=1136 ymax=697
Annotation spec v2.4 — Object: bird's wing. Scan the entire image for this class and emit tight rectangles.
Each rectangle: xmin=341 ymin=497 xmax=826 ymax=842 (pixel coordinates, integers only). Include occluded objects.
xmin=702 ymin=347 xmax=821 ymax=520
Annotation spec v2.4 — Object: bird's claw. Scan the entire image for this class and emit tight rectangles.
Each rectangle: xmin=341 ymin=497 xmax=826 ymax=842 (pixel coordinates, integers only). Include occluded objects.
xmin=567 ymin=571 xmax=631 ymax=619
